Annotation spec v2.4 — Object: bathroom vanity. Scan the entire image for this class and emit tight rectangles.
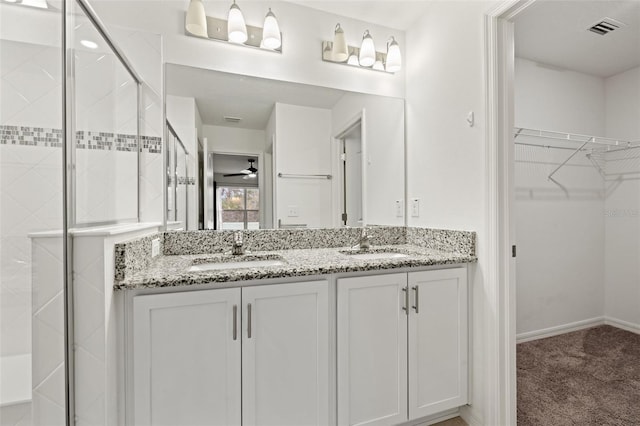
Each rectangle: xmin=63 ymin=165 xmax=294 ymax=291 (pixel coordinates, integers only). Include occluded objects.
xmin=114 ymin=227 xmax=476 ymax=426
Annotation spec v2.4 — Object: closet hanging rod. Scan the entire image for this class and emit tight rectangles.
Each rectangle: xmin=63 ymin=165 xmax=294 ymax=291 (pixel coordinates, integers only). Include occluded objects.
xmin=515 ymin=141 xmax=591 ymax=151
xmin=514 ymin=127 xmax=635 ymax=148
xmin=278 ymin=173 xmax=332 ymax=180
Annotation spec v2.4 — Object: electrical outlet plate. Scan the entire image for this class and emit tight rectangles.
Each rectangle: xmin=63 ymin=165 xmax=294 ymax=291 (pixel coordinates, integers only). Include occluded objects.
xmin=151 ymin=239 xmax=160 ymax=257
xmin=411 ymin=198 xmax=420 ymax=217
xmin=395 ymin=200 xmax=403 ymax=217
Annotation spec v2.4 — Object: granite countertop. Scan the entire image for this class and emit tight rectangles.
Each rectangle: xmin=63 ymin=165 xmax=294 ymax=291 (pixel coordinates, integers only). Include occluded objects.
xmin=114 ymin=244 xmax=476 ymax=290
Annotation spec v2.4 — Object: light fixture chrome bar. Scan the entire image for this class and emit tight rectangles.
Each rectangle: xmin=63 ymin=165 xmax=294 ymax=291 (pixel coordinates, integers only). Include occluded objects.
xmin=185 ymin=14 xmax=282 ymax=53
xmin=321 ymin=41 xmax=392 ymax=73
xmin=278 ymin=172 xmax=332 ymax=180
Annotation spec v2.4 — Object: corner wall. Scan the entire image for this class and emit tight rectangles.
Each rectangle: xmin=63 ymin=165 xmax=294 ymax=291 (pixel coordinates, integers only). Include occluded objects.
xmin=513 ymin=58 xmax=606 ymax=337
xmin=405 ymin=2 xmax=499 ymax=424
xmin=604 ymin=66 xmax=640 ymax=331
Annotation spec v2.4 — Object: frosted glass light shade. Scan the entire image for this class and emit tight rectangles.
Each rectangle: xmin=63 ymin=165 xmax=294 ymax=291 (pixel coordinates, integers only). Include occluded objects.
xmin=185 ymin=0 xmax=208 ymax=37
xmin=227 ymin=1 xmax=248 ymax=44
xmin=262 ymin=8 xmax=281 ymax=49
xmin=359 ymin=30 xmax=375 ymax=67
xmin=331 ymin=23 xmax=348 ymax=62
xmin=386 ymin=37 xmax=402 ymax=72
xmin=347 ymin=54 xmax=359 ymax=66
xmin=373 ymin=60 xmax=384 ymax=71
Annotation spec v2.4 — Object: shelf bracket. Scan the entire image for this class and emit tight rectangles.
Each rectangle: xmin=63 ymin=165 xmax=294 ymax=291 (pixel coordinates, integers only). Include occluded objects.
xmin=547 ymin=138 xmax=592 ymax=181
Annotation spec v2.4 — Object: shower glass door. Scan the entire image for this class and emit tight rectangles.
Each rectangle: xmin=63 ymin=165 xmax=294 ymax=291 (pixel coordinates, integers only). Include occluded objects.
xmin=0 ymin=1 xmax=65 ymax=424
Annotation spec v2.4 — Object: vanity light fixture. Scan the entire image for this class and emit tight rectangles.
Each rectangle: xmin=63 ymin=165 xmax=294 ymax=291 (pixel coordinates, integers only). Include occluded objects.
xmin=185 ymin=0 xmax=208 ymax=38
xmin=358 ymin=30 xmax=376 ymax=67
xmin=385 ymin=36 xmax=402 ymax=72
xmin=322 ymin=25 xmax=402 ymax=74
xmin=227 ymin=0 xmax=247 ymax=44
xmin=331 ymin=23 xmax=348 ymax=62
xmin=262 ymin=8 xmax=281 ymax=49
xmin=347 ymin=54 xmax=359 ymax=66
xmin=184 ymin=0 xmax=282 ymax=53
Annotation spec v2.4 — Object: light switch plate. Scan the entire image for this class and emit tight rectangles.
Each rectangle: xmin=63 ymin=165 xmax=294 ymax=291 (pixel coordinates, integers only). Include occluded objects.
xmin=287 ymin=205 xmax=299 ymax=217
xmin=411 ymin=198 xmax=420 ymax=217
xmin=151 ymin=238 xmax=160 ymax=257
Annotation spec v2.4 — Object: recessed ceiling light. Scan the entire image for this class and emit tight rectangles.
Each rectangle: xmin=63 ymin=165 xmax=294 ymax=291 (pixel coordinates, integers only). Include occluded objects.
xmin=21 ymin=0 xmax=48 ymax=8
xmin=80 ymin=40 xmax=98 ymax=49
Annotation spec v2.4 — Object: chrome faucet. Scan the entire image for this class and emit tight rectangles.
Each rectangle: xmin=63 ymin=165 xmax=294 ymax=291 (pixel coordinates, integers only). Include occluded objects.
xmin=358 ymin=227 xmax=371 ymax=251
xmin=231 ymin=231 xmax=245 ymax=255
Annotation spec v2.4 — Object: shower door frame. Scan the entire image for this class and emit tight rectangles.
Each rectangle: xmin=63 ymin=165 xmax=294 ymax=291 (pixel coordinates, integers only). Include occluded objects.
xmin=63 ymin=0 xmax=147 ymax=423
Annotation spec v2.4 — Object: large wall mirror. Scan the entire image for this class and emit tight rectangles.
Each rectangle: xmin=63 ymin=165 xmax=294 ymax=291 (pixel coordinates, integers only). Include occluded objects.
xmin=165 ymin=64 xmax=405 ymax=230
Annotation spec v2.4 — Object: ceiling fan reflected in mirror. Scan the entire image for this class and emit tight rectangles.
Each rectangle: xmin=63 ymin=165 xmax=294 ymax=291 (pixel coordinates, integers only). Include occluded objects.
xmin=224 ymin=159 xmax=258 ymax=179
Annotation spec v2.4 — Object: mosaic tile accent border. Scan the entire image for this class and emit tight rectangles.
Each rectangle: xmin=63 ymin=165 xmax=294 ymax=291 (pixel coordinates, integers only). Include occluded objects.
xmin=0 ymin=125 xmax=161 ymax=153
xmin=0 ymin=126 xmax=62 ymax=148
xmin=177 ymin=176 xmax=196 ymax=185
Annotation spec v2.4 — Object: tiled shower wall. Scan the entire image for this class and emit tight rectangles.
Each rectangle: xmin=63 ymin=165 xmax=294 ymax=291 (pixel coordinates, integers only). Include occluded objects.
xmin=0 ymin=30 xmax=163 ymax=358
xmin=1 ymin=40 xmax=63 ymax=359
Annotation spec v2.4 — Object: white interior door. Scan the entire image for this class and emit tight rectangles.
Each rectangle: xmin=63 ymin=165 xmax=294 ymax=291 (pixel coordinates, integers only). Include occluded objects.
xmin=242 ymin=281 xmax=329 ymax=426
xmin=337 ymin=273 xmax=408 ymax=426
xmin=344 ymin=136 xmax=363 ymax=226
xmin=408 ymin=268 xmax=468 ymax=419
xmin=133 ymin=289 xmax=242 ymax=426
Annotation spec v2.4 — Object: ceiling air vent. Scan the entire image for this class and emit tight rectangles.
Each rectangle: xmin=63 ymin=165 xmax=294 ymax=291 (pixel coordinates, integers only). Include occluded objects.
xmin=224 ymin=116 xmax=242 ymax=123
xmin=588 ymin=18 xmax=625 ymax=36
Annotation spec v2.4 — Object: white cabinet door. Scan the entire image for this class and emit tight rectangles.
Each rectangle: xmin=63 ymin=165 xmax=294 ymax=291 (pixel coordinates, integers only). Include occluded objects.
xmin=408 ymin=268 xmax=468 ymax=419
xmin=337 ymin=273 xmax=408 ymax=426
xmin=133 ymin=289 xmax=242 ymax=426
xmin=242 ymin=281 xmax=329 ymax=426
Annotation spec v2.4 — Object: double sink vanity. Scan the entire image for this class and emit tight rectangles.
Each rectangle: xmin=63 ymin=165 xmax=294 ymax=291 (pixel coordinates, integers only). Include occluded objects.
xmin=114 ymin=226 xmax=476 ymax=426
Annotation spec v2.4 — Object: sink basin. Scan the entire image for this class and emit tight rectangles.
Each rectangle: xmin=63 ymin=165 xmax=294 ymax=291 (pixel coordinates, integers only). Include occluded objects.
xmin=189 ymin=254 xmax=285 ymax=272
xmin=189 ymin=259 xmax=285 ymax=271
xmin=341 ymin=251 xmax=409 ymax=260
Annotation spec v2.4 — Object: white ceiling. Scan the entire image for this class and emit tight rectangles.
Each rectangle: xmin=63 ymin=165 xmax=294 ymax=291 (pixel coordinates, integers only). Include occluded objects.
xmin=285 ymin=1 xmax=431 ymax=31
xmin=213 ymin=154 xmax=258 ymax=175
xmin=166 ymin=64 xmax=347 ymax=129
xmin=515 ymin=0 xmax=640 ymax=77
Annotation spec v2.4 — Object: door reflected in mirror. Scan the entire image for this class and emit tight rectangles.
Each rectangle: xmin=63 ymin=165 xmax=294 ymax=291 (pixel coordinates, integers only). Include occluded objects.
xmin=166 ymin=64 xmax=405 ymax=230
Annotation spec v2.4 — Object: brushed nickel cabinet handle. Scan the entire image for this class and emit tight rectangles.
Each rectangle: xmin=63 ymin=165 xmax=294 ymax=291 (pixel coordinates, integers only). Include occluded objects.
xmin=412 ymin=286 xmax=419 ymax=314
xmin=247 ymin=303 xmax=252 ymax=338
xmin=232 ymin=305 xmax=238 ymax=340
xmin=402 ymin=287 xmax=409 ymax=315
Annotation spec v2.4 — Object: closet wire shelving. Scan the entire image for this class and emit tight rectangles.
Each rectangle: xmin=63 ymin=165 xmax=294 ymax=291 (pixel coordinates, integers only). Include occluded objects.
xmin=514 ymin=127 xmax=640 ymax=181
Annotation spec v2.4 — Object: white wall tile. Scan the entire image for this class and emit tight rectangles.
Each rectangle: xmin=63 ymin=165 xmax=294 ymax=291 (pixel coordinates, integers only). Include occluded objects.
xmin=31 ymin=316 xmax=64 ymax=387
xmin=32 ymin=388 xmax=65 ymax=426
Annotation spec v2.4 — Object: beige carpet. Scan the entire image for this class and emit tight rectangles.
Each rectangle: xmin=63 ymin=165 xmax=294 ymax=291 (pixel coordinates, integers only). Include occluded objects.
xmin=517 ymin=325 xmax=640 ymax=425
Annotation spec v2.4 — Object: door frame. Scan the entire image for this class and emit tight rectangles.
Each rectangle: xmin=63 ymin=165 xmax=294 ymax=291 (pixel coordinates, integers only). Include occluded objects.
xmin=484 ymin=1 xmax=536 ymax=424
xmin=332 ymin=110 xmax=367 ymax=228
xmin=209 ymin=150 xmax=265 ymax=229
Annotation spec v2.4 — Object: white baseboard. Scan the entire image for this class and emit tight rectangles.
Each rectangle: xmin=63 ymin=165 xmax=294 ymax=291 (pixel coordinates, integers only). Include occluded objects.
xmin=604 ymin=316 xmax=640 ymax=335
xmin=459 ymin=405 xmax=482 ymax=426
xmin=516 ymin=317 xmax=605 ymax=343
xmin=402 ymin=408 xmax=460 ymax=426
